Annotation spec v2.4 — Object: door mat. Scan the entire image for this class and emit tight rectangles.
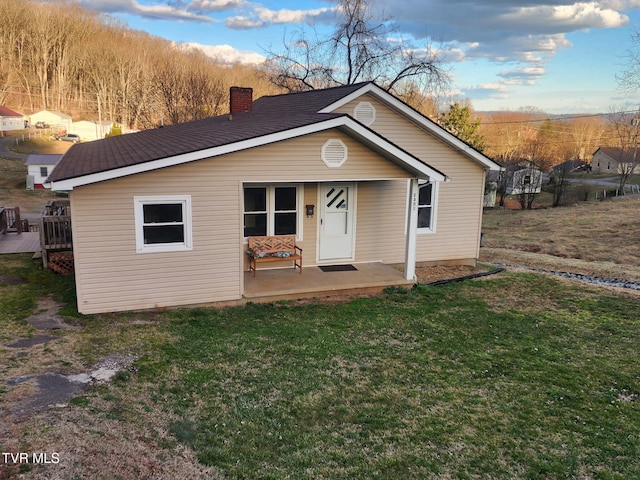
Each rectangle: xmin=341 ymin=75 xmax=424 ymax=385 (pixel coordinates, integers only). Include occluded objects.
xmin=318 ymin=264 xmax=358 ymax=272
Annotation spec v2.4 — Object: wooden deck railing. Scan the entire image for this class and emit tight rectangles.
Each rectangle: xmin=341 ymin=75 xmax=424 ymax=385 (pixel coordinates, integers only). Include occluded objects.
xmin=40 ymin=215 xmax=72 ymax=250
xmin=0 ymin=207 xmax=23 ymax=234
xmin=43 ymin=200 xmax=71 ymax=217
xmin=39 ymin=215 xmax=72 ymax=271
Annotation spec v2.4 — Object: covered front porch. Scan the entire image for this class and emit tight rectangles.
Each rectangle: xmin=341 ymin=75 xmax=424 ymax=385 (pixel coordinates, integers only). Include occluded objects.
xmin=243 ymin=262 xmax=414 ymax=303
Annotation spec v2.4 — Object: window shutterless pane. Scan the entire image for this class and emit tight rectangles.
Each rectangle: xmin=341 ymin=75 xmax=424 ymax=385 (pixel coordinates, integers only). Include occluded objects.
xmin=275 ymin=187 xmax=296 ymax=211
xmin=143 ymin=204 xmax=183 ymax=223
xmin=418 ymin=183 xmax=432 ymax=206
xmin=418 ymin=206 xmax=432 ymax=229
xmin=244 ymin=187 xmax=267 ymax=212
xmin=244 ymin=213 xmax=267 ymax=237
xmin=143 ymin=225 xmax=185 ymax=244
xmin=274 ymin=212 xmax=296 ymax=235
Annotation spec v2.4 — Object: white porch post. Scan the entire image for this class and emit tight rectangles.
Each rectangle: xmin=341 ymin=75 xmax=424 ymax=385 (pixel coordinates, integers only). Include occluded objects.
xmin=404 ymin=178 xmax=419 ymax=281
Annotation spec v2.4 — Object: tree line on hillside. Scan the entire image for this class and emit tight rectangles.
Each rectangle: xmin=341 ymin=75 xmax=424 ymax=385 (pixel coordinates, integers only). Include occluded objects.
xmin=0 ymin=0 xmax=278 ymax=130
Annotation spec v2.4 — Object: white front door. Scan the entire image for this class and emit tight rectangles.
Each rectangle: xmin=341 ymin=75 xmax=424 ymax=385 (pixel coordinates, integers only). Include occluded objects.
xmin=319 ymin=183 xmax=354 ymax=261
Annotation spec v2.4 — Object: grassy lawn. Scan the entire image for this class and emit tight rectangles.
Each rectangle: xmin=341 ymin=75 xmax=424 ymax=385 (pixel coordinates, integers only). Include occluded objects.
xmin=482 ymin=197 xmax=640 ymax=267
xmin=2 ymin=255 xmax=640 ymax=479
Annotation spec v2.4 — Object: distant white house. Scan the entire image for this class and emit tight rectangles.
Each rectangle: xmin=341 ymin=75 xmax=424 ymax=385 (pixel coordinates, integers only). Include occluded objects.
xmin=507 ymin=163 xmax=543 ymax=195
xmin=0 ymin=106 xmax=26 ymax=133
xmin=25 ymin=154 xmax=63 ymax=189
xmin=69 ymin=120 xmax=114 ymax=141
xmin=29 ymin=110 xmax=72 ymax=133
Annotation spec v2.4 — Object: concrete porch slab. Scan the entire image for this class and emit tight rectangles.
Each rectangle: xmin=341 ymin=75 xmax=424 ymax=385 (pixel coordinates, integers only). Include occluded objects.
xmin=243 ymin=262 xmax=414 ymax=302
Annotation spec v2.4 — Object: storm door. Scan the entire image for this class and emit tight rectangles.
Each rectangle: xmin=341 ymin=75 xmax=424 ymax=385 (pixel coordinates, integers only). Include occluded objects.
xmin=318 ymin=184 xmax=354 ymax=261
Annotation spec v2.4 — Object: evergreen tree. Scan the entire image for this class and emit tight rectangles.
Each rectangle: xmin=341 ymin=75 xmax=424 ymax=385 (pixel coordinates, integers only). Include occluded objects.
xmin=439 ymin=102 xmax=485 ymax=152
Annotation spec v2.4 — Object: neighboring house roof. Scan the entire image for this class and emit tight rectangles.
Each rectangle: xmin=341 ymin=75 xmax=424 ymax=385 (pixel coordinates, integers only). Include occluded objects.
xmin=71 ymin=120 xmax=113 ymax=127
xmin=50 ymin=82 xmax=499 ymax=190
xmin=30 ymin=110 xmax=72 ymax=120
xmin=25 ymin=154 xmax=63 ymax=166
xmin=0 ymin=106 xmax=23 ymax=117
xmin=553 ymin=160 xmax=588 ymax=173
xmin=593 ymin=146 xmax=623 ymax=160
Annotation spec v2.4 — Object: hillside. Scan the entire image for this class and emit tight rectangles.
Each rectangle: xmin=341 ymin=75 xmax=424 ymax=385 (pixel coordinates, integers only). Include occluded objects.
xmin=0 ymin=0 xmax=280 ymax=130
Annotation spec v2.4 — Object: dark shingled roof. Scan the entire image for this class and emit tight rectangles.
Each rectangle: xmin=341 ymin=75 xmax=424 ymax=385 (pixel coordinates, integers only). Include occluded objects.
xmin=252 ymin=82 xmax=370 ymax=114
xmin=48 ymin=82 xmax=438 ymax=184
xmin=48 ymin=110 xmax=347 ymax=182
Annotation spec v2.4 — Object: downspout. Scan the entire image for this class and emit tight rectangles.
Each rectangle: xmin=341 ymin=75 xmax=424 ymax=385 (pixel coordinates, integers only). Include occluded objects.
xmin=476 ymin=169 xmax=487 ymax=261
xmin=404 ymin=178 xmax=419 ymax=281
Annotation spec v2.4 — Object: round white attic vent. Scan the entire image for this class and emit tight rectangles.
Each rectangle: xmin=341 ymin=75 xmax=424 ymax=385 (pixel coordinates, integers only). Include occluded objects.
xmin=354 ymin=101 xmax=376 ymax=126
xmin=321 ymin=139 xmax=348 ymax=168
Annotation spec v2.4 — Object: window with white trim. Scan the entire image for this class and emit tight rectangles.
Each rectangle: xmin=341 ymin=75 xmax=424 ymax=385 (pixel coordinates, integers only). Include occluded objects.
xmin=417 ymin=182 xmax=435 ymax=232
xmin=134 ymin=196 xmax=192 ymax=253
xmin=244 ymin=185 xmax=301 ymax=238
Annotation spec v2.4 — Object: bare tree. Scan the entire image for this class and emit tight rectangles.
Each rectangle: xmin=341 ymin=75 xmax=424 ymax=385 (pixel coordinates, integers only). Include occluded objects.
xmin=264 ymin=0 xmax=449 ymax=97
xmin=567 ymin=115 xmax=605 ymax=164
xmin=617 ymin=28 xmax=640 ymax=94
xmin=608 ymin=108 xmax=640 ymax=193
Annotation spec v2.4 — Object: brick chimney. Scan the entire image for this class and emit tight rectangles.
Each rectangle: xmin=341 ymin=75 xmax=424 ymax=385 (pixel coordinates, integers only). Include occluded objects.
xmin=229 ymin=86 xmax=253 ymax=115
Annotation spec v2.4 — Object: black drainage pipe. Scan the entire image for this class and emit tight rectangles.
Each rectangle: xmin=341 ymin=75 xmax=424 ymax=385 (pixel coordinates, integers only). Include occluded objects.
xmin=422 ymin=267 xmax=505 ymax=287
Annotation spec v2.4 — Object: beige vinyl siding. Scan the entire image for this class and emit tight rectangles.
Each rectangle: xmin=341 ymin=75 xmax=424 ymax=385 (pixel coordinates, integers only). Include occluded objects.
xmin=354 ymin=180 xmax=408 ymax=264
xmin=72 ymin=129 xmax=411 ymax=314
xmin=336 ymin=95 xmax=486 ymax=263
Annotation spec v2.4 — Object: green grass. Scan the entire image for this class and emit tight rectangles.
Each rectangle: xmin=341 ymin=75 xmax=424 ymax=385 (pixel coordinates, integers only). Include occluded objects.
xmin=134 ymin=275 xmax=640 ymax=479
xmin=3 ymin=254 xmax=640 ymax=478
xmin=0 ymin=254 xmax=75 ymax=340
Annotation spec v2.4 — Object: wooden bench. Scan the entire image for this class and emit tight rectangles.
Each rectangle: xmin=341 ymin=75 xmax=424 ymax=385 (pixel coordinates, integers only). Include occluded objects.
xmin=247 ymin=235 xmax=302 ymax=277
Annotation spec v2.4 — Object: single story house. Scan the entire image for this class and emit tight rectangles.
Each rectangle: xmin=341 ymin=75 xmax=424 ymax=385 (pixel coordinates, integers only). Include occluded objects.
xmin=487 ymin=161 xmax=543 ymax=196
xmin=0 ymin=106 xmax=26 ymax=133
xmin=29 ymin=110 xmax=72 ymax=133
xmin=507 ymin=163 xmax=543 ymax=195
xmin=69 ymin=120 xmax=114 ymax=141
xmin=591 ymin=147 xmax=640 ymax=174
xmin=49 ymin=83 xmax=501 ymax=314
xmin=25 ymin=154 xmax=63 ymax=189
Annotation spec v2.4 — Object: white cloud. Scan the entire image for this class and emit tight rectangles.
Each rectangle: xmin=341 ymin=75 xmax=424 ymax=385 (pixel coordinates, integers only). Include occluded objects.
xmin=497 ymin=2 xmax=628 ymax=31
xmin=376 ymin=0 xmax=630 ymax=67
xmin=461 ymin=83 xmax=511 ymax=100
xmin=499 ymin=66 xmax=547 ymax=86
xmin=226 ymin=5 xmax=336 ymax=29
xmin=225 ymin=16 xmax=264 ymax=29
xmin=186 ymin=42 xmax=266 ymax=65
xmin=255 ymin=6 xmax=334 ymax=24
xmin=73 ymin=0 xmax=214 ymax=22
xmin=186 ymin=0 xmax=247 ymax=13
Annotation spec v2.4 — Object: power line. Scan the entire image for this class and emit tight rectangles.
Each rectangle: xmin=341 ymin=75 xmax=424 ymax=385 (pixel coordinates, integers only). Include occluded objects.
xmin=478 ymin=110 xmax=639 ymax=126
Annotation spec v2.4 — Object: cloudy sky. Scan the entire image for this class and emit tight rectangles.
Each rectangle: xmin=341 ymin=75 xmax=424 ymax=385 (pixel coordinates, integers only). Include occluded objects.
xmin=73 ymin=0 xmax=640 ymax=113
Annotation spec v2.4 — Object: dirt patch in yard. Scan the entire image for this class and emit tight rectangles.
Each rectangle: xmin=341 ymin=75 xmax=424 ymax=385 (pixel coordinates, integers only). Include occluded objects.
xmin=414 ymin=264 xmax=488 ymax=284
xmin=480 ymin=247 xmax=640 ymax=283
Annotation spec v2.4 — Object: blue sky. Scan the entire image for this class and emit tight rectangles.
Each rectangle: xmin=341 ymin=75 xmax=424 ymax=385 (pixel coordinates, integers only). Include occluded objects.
xmin=73 ymin=0 xmax=640 ymax=114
